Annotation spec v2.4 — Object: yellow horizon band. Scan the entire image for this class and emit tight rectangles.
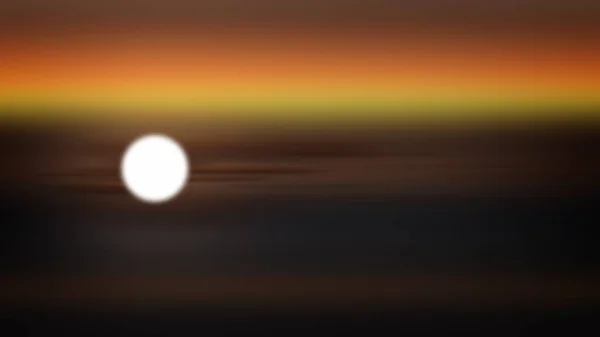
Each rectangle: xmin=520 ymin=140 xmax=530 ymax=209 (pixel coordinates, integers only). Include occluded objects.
xmin=1 ymin=89 xmax=599 ymax=124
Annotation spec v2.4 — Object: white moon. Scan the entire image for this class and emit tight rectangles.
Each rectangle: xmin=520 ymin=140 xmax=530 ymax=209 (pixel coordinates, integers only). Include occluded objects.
xmin=120 ymin=134 xmax=189 ymax=203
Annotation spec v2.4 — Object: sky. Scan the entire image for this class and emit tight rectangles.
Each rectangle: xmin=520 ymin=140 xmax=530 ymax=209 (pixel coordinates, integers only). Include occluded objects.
xmin=0 ymin=1 xmax=598 ymax=125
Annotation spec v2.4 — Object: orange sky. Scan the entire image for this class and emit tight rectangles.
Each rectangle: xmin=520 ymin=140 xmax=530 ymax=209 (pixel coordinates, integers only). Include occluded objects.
xmin=1 ymin=31 xmax=599 ymax=123
xmin=1 ymin=32 xmax=598 ymax=87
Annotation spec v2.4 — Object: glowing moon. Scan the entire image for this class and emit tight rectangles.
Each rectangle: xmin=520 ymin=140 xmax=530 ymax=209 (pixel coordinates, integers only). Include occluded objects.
xmin=120 ymin=134 xmax=189 ymax=203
